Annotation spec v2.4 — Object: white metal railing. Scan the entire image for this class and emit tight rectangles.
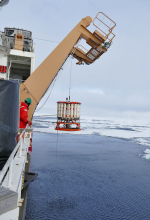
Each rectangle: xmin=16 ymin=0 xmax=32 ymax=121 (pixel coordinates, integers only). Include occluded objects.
xmin=0 ymin=126 xmax=28 ymax=187
xmin=1 ymin=34 xmax=34 ymax=52
xmin=9 ymin=78 xmax=25 ymax=84
xmin=0 ymin=127 xmax=31 ymax=219
xmin=93 ymin=12 xmax=116 ymax=43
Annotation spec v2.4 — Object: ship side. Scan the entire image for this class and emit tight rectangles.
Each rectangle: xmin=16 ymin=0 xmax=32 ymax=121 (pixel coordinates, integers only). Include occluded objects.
xmin=0 ymin=28 xmax=37 ymax=220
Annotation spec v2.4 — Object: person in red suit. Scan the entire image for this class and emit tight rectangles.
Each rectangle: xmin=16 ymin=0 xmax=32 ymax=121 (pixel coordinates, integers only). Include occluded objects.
xmin=19 ymin=98 xmax=32 ymax=128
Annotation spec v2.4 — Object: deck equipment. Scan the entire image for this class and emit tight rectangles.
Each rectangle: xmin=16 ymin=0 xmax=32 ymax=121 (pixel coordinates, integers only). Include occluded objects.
xmin=20 ymin=12 xmax=116 ymax=121
xmin=55 ymin=99 xmax=81 ymax=131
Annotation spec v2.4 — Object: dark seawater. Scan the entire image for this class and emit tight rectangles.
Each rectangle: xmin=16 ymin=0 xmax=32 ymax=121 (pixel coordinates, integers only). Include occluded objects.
xmin=26 ymin=132 xmax=150 ymax=220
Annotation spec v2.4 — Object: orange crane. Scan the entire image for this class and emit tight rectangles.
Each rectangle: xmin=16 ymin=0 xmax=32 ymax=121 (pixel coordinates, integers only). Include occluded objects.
xmin=20 ymin=12 xmax=116 ymax=121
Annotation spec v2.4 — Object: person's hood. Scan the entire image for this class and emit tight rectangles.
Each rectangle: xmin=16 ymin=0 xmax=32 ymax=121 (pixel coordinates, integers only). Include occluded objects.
xmin=21 ymin=102 xmax=28 ymax=108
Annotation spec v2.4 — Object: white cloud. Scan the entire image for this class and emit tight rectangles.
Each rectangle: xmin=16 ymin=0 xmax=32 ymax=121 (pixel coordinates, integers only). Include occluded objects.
xmin=88 ymin=89 xmax=105 ymax=95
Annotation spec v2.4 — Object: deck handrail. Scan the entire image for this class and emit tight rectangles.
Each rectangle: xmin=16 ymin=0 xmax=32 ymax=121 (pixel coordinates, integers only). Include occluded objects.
xmin=0 ymin=126 xmax=28 ymax=186
xmin=92 ymin=12 xmax=116 ymax=43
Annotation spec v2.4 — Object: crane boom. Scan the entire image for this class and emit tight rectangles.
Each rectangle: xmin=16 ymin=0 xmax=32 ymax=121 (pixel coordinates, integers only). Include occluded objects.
xmin=20 ymin=13 xmax=116 ymax=120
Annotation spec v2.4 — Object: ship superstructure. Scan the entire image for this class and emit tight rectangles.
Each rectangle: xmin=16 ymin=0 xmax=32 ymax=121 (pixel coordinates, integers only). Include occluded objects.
xmin=0 ymin=27 xmax=35 ymax=82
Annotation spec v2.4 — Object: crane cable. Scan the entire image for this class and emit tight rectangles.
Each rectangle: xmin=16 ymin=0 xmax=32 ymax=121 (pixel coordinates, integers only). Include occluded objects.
xmin=55 ymin=55 xmax=73 ymax=202
xmin=33 ymin=37 xmax=60 ymax=44
xmin=35 ymin=79 xmax=56 ymax=112
xmin=55 ymin=130 xmax=58 ymax=202
xmin=35 ymin=55 xmax=72 ymax=112
xmin=35 ymin=57 xmax=70 ymax=112
xmin=69 ymin=59 xmax=72 ymax=101
xmin=35 ymin=39 xmax=81 ymax=112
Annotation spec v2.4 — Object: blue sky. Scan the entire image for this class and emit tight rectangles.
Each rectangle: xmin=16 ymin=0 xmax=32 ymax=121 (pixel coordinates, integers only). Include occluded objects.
xmin=1 ymin=0 xmax=150 ymax=118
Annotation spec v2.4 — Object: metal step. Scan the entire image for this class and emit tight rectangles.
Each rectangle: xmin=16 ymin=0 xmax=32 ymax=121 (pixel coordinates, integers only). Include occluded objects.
xmin=23 ymin=172 xmax=38 ymax=189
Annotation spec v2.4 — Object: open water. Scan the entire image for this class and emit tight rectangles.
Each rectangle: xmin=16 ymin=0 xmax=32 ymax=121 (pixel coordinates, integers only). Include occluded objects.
xmin=25 ymin=116 xmax=150 ymax=220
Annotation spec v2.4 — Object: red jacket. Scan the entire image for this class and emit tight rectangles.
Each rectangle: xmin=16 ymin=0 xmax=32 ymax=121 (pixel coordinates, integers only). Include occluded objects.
xmin=19 ymin=102 xmax=28 ymax=128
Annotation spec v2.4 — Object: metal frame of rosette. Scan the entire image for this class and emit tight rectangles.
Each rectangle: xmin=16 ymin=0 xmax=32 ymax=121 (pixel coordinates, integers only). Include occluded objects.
xmin=55 ymin=101 xmax=81 ymax=131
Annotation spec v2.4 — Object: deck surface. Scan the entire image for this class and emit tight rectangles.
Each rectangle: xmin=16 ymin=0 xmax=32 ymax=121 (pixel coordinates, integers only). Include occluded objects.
xmin=0 ymin=186 xmax=18 ymax=215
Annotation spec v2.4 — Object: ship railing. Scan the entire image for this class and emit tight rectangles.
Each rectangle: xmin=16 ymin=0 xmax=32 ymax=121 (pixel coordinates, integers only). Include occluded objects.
xmin=0 ymin=125 xmax=31 ymax=190
xmin=1 ymin=34 xmax=34 ymax=52
xmin=9 ymin=78 xmax=25 ymax=84
xmin=92 ymin=12 xmax=116 ymax=43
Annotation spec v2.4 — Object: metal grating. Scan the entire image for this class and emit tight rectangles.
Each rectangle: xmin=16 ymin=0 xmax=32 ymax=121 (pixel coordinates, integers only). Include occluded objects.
xmin=87 ymin=53 xmax=95 ymax=60
xmin=93 ymin=33 xmax=104 ymax=42
xmin=96 ymin=48 xmax=102 ymax=53
xmin=90 ymin=38 xmax=100 ymax=46
xmin=90 ymin=49 xmax=99 ymax=56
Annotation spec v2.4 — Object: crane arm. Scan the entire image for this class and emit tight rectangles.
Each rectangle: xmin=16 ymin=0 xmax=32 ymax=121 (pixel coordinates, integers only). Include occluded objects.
xmin=20 ymin=13 xmax=116 ymax=120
